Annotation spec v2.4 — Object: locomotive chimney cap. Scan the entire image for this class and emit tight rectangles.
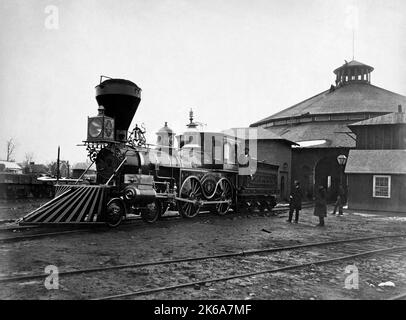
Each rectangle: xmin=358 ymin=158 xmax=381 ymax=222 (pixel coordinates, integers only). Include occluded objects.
xmin=95 ymin=78 xmax=142 ymax=136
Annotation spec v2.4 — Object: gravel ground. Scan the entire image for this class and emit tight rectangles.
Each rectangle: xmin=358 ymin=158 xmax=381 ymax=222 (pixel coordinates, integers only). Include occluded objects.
xmin=0 ymin=199 xmax=49 ymax=222
xmin=0 ymin=200 xmax=405 ymax=300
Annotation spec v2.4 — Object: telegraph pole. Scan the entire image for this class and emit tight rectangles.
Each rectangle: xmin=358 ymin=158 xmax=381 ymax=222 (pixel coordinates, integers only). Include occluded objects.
xmin=56 ymin=146 xmax=60 ymax=183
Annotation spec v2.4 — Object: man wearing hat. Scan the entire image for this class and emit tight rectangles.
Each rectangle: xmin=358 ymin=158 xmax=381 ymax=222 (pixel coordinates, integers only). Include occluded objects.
xmin=287 ymin=180 xmax=303 ymax=223
xmin=314 ymin=185 xmax=327 ymax=226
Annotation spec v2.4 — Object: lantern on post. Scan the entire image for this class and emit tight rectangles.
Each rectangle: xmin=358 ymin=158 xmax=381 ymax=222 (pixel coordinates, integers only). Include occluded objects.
xmin=337 ymin=154 xmax=347 ymax=185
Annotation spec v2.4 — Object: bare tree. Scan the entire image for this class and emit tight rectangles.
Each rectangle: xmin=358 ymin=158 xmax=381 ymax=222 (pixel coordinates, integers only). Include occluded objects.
xmin=22 ymin=152 xmax=35 ymax=173
xmin=24 ymin=152 xmax=34 ymax=165
xmin=47 ymin=161 xmax=57 ymax=176
xmin=6 ymin=138 xmax=16 ymax=162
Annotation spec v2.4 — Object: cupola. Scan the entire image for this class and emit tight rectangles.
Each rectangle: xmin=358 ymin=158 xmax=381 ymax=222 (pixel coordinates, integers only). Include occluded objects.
xmin=333 ymin=60 xmax=374 ymax=86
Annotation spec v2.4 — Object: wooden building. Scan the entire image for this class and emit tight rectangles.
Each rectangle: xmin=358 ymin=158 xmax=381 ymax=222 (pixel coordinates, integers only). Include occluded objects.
xmin=251 ymin=60 xmax=406 ymax=201
xmin=345 ymin=106 xmax=406 ymax=213
xmin=0 ymin=160 xmax=23 ymax=174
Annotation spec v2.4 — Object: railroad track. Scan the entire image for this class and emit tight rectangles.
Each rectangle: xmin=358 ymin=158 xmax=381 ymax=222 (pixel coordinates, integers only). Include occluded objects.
xmin=0 ymin=204 xmax=306 ymax=243
xmin=92 ymin=234 xmax=406 ymax=300
xmin=387 ymin=292 xmax=406 ymax=300
xmin=1 ymin=233 xmax=405 ymax=299
xmin=94 ymin=245 xmax=406 ymax=300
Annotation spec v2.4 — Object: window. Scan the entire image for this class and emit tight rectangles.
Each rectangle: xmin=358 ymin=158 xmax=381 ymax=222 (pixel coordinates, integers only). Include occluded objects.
xmin=373 ymin=175 xmax=391 ymax=198
xmin=314 ymin=115 xmax=330 ymax=121
xmin=331 ymin=114 xmax=348 ymax=121
xmin=224 ymin=142 xmax=236 ymax=164
xmin=274 ymin=120 xmax=287 ymax=126
xmin=349 ymin=114 xmax=365 ymax=120
xmin=298 ymin=116 xmax=312 ymax=123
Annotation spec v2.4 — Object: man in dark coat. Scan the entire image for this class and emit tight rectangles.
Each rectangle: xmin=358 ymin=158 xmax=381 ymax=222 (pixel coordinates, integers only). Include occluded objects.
xmin=332 ymin=185 xmax=345 ymax=215
xmin=287 ymin=180 xmax=303 ymax=223
xmin=314 ymin=185 xmax=327 ymax=226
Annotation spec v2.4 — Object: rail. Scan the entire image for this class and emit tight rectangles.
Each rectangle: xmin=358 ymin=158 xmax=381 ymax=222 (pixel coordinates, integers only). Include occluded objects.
xmin=1 ymin=233 xmax=405 ymax=284
xmin=93 ymin=245 xmax=406 ymax=300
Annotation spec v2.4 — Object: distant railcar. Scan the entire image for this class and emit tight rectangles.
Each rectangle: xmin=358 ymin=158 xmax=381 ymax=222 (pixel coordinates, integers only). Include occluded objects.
xmin=0 ymin=173 xmax=54 ymax=199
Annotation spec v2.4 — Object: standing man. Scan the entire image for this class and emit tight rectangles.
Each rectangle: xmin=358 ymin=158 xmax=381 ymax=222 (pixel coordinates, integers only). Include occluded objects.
xmin=314 ymin=185 xmax=327 ymax=226
xmin=238 ymin=147 xmax=253 ymax=186
xmin=332 ymin=185 xmax=345 ymax=216
xmin=287 ymin=180 xmax=303 ymax=223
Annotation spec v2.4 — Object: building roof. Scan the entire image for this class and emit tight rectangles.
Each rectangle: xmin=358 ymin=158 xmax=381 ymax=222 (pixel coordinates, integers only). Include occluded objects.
xmin=345 ymin=150 xmax=406 ymax=174
xmin=333 ymin=60 xmax=374 ymax=74
xmin=0 ymin=160 xmax=22 ymax=170
xmin=224 ymin=127 xmax=298 ymax=145
xmin=349 ymin=111 xmax=406 ymax=126
xmin=251 ymin=83 xmax=406 ymax=126
xmin=265 ymin=122 xmax=355 ymax=148
xmin=72 ymin=162 xmax=96 ymax=170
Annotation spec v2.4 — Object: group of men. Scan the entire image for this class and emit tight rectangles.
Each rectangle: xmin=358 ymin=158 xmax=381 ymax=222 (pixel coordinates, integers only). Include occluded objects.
xmin=287 ymin=181 xmax=345 ymax=227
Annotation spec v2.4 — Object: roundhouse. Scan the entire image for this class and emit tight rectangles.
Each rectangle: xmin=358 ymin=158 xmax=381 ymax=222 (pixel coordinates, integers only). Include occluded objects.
xmin=250 ymin=60 xmax=406 ymax=200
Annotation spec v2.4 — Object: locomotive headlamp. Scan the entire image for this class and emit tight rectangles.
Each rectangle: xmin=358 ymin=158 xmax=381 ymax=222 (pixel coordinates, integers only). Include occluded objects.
xmin=89 ymin=118 xmax=103 ymax=138
xmin=87 ymin=106 xmax=115 ymax=142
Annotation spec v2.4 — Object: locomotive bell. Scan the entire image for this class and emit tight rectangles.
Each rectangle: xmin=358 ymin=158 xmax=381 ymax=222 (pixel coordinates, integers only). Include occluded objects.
xmin=95 ymin=78 xmax=141 ymax=142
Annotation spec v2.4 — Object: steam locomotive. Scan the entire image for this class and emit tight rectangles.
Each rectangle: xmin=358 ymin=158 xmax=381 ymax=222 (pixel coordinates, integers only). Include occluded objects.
xmin=20 ymin=78 xmax=278 ymax=227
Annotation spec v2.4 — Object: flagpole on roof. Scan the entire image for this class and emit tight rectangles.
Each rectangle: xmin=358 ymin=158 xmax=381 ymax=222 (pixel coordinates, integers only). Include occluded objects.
xmin=352 ymin=28 xmax=355 ymax=60
xmin=56 ymin=146 xmax=60 ymax=184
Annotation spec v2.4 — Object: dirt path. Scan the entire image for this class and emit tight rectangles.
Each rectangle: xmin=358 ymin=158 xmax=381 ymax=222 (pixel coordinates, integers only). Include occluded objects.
xmin=0 ymin=202 xmax=405 ymax=300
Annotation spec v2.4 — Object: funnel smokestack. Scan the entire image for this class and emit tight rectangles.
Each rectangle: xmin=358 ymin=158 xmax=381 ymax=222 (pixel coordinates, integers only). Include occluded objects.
xmin=95 ymin=78 xmax=141 ymax=141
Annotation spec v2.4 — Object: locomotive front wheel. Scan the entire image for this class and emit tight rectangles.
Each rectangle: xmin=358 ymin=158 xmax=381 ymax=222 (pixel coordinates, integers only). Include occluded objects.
xmin=106 ymin=198 xmax=125 ymax=228
xmin=178 ymin=176 xmax=202 ymax=218
xmin=214 ymin=178 xmax=233 ymax=215
xmin=141 ymin=200 xmax=162 ymax=224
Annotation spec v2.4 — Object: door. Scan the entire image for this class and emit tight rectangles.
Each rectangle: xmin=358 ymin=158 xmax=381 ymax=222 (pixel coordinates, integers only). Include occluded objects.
xmin=280 ymin=173 xmax=288 ymax=201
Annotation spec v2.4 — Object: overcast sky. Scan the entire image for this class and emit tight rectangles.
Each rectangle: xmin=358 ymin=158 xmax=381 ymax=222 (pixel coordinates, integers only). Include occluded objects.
xmin=1 ymin=0 xmax=405 ymax=165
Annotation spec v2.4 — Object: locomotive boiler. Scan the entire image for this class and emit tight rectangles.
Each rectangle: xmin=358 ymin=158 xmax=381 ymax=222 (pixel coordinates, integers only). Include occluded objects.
xmin=20 ymin=77 xmax=278 ymax=227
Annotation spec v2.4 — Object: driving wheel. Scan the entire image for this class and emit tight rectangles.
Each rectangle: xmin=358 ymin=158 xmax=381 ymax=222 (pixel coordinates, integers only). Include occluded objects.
xmin=177 ymin=176 xmax=202 ymax=218
xmin=214 ymin=178 xmax=233 ymax=215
